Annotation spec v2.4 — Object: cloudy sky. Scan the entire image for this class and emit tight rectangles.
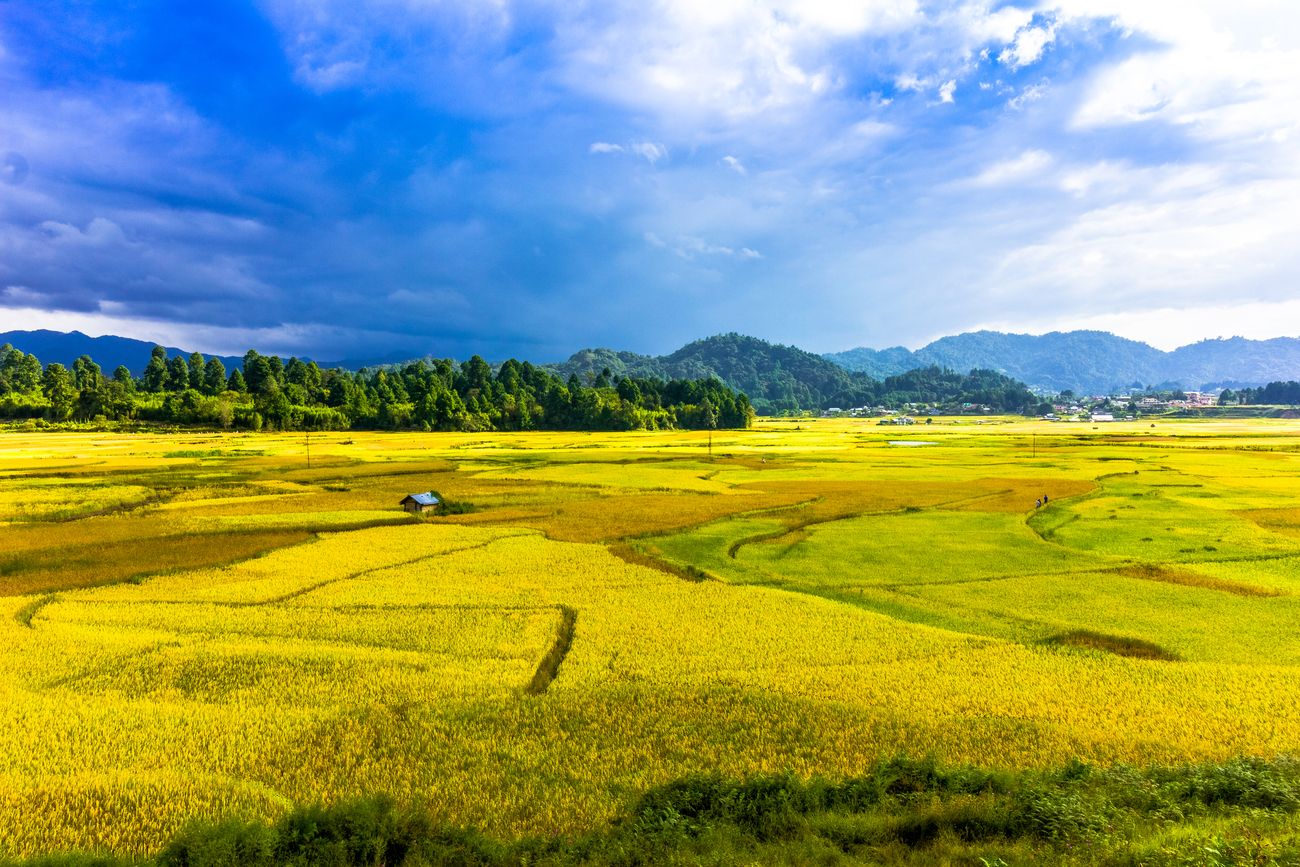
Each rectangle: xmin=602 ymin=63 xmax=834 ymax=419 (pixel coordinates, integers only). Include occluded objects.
xmin=2 ymin=1 xmax=1298 ymax=361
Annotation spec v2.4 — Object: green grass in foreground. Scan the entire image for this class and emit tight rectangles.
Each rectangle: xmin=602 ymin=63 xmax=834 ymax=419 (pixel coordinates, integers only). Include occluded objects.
xmin=9 ymin=756 xmax=1300 ymax=867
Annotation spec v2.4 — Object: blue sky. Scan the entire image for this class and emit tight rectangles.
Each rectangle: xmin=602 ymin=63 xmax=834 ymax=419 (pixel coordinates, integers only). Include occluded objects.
xmin=2 ymin=1 xmax=1298 ymax=361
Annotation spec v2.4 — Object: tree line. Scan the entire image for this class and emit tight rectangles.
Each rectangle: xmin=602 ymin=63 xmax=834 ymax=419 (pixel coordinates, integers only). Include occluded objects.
xmin=0 ymin=344 xmax=754 ymax=431
xmin=856 ymin=365 xmax=1040 ymax=413
xmin=1218 ymin=381 xmax=1300 ymax=406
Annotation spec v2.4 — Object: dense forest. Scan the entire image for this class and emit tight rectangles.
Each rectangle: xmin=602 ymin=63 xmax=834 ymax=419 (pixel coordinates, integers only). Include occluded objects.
xmin=0 ymin=344 xmax=754 ymax=431
xmin=550 ymin=333 xmax=1039 ymax=414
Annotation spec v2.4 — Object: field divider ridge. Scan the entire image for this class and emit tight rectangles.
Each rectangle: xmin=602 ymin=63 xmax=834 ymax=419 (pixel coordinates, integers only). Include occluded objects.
xmin=526 ymin=605 xmax=577 ymax=695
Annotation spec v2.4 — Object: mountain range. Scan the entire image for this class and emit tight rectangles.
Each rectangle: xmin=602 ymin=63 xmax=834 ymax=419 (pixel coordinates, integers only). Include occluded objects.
xmin=5 ymin=327 xmax=1300 ymax=403
xmin=0 ymin=330 xmax=247 ymax=377
xmin=824 ymin=331 xmax=1300 ymax=394
xmin=0 ymin=329 xmax=416 ymax=375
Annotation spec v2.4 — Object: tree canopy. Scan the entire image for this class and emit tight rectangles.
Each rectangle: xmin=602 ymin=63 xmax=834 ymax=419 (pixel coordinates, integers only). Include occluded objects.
xmin=0 ymin=344 xmax=754 ymax=432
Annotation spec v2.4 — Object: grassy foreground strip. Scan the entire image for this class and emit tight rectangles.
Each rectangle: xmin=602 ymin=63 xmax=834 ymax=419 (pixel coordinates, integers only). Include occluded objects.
xmin=9 ymin=757 xmax=1300 ymax=867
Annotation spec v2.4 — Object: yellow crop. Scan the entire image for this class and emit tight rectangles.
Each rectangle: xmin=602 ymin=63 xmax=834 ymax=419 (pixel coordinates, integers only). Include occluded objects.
xmin=2 ymin=421 xmax=1300 ymax=858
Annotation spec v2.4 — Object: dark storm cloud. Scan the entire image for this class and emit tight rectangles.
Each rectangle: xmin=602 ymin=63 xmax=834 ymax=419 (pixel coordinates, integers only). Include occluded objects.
xmin=2 ymin=1 xmax=1298 ymax=359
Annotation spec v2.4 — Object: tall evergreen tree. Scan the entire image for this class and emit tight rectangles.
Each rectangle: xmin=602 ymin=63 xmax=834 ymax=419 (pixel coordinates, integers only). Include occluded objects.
xmin=142 ymin=346 xmax=170 ymax=392
xmin=203 ymin=358 xmax=227 ymax=395
xmin=41 ymin=363 xmax=77 ymax=420
xmin=166 ymin=356 xmax=190 ymax=392
xmin=188 ymin=352 xmax=206 ymax=390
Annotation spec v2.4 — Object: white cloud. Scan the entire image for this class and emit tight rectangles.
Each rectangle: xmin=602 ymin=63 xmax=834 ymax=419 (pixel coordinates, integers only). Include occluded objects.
xmin=1057 ymin=160 xmax=1130 ymax=197
xmin=964 ymin=149 xmax=1053 ymax=187
xmin=1007 ymin=81 xmax=1048 ymax=110
xmin=952 ymin=3 xmax=1034 ymax=44
xmin=39 ymin=217 xmax=130 ymax=248
xmin=999 ymin=22 xmax=1056 ymax=69
xmin=630 ymin=141 xmax=668 ymax=163
xmin=799 ymin=117 xmax=899 ymax=167
xmin=895 ymin=73 xmax=924 ymax=92
xmin=938 ymin=79 xmax=957 ymax=103
xmin=298 ymin=59 xmax=367 ymax=91
xmin=1 ymin=285 xmax=47 ymax=306
xmin=645 ymin=232 xmax=762 ymax=261
xmin=1 ymin=152 xmax=27 ymax=186
xmin=589 ymin=140 xmax=666 ymax=163
xmin=261 ymin=0 xmax=513 ymax=94
xmin=722 ymin=155 xmax=747 ymax=175
xmin=1053 ymin=159 xmax=1226 ymax=200
xmin=988 ymin=167 xmax=1300 ymax=315
xmin=931 ymin=1 xmax=1300 ymax=352
xmin=1064 ymin=1 xmax=1300 ymax=146
xmin=555 ymin=0 xmax=924 ymax=123
xmin=676 ymin=236 xmax=734 ymax=258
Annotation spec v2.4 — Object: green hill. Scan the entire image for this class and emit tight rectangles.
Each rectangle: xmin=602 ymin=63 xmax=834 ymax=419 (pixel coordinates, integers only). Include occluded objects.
xmin=549 ymin=333 xmax=1035 ymax=414
xmin=550 ymin=333 xmax=863 ymax=412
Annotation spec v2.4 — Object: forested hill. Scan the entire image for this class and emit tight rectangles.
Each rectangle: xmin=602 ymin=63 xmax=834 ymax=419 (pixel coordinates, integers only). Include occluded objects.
xmin=549 ymin=334 xmax=857 ymax=412
xmin=826 ymin=331 xmax=1300 ymax=393
xmin=549 ymin=333 xmax=1037 ymax=414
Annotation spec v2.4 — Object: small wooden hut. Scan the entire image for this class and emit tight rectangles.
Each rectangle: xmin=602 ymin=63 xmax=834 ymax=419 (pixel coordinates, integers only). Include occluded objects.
xmin=400 ymin=492 xmax=440 ymax=514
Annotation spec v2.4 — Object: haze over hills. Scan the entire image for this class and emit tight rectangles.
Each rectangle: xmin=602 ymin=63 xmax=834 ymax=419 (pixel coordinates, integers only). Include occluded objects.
xmin=826 ymin=331 xmax=1300 ymax=394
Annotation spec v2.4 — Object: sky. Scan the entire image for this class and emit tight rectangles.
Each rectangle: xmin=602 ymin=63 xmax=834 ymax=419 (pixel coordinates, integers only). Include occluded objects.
xmin=2 ymin=0 xmax=1299 ymax=362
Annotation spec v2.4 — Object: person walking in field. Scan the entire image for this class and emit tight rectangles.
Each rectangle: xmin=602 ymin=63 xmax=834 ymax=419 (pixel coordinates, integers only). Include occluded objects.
xmin=1035 ymin=498 xmax=1042 ymax=508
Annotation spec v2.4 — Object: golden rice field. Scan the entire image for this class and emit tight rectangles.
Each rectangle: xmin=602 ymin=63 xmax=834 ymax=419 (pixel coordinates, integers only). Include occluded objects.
xmin=3 ymin=418 xmax=1300 ymax=857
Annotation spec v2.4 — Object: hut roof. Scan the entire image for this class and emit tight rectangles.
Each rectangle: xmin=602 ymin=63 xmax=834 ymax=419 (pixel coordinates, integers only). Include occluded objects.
xmin=401 ymin=492 xmax=440 ymax=506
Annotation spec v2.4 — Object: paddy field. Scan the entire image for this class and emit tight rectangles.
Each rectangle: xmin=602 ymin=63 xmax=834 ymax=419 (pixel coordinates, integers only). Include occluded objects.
xmin=2 ymin=418 xmax=1299 ymax=860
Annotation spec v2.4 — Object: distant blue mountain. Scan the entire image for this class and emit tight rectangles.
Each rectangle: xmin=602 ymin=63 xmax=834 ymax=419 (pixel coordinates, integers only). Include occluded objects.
xmin=824 ymin=330 xmax=1300 ymax=393
xmin=0 ymin=329 xmax=437 ymax=374
xmin=0 ymin=330 xmax=247 ymax=375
